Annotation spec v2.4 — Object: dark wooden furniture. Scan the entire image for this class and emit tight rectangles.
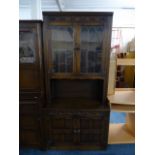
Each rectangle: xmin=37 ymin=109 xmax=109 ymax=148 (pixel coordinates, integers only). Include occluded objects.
xmin=43 ymin=100 xmax=110 ymax=150
xmin=43 ymin=12 xmax=113 ymax=105
xmin=19 ymin=12 xmax=113 ymax=150
xmin=19 ymin=21 xmax=44 ymax=147
xmin=42 ymin=12 xmax=113 ymax=149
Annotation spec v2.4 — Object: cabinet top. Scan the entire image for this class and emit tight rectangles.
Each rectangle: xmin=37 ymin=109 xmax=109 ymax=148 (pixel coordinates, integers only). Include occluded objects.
xmin=19 ymin=20 xmax=43 ymax=23
xmin=43 ymin=11 xmax=113 ymax=17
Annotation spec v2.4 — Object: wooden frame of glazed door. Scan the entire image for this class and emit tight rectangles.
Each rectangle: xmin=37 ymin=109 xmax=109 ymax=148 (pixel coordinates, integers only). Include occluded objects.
xmin=44 ymin=21 xmax=77 ymax=77
xmin=44 ymin=24 xmax=108 ymax=75
xmin=19 ymin=22 xmax=42 ymax=92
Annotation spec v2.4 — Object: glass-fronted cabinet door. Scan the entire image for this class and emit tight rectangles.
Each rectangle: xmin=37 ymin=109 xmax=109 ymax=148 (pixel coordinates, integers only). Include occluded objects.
xmin=19 ymin=31 xmax=36 ymax=64
xmin=48 ymin=25 xmax=75 ymax=74
xmin=79 ymin=25 xmax=104 ymax=75
xmin=19 ymin=22 xmax=41 ymax=91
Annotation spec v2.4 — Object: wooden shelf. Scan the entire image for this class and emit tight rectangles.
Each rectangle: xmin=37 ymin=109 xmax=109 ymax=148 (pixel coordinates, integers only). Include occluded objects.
xmin=49 ymin=74 xmax=104 ymax=80
xmin=49 ymin=98 xmax=101 ymax=109
xmin=111 ymin=104 xmax=135 ymax=113
xmin=108 ymin=56 xmax=135 ymax=144
xmin=108 ymin=88 xmax=135 ymax=106
xmin=108 ymin=124 xmax=135 ymax=144
xmin=117 ymin=58 xmax=135 ymax=66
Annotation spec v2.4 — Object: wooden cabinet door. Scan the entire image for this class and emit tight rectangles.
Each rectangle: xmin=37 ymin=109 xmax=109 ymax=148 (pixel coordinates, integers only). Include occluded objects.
xmin=19 ymin=22 xmax=43 ymax=92
xmin=20 ymin=130 xmax=40 ymax=147
xmin=44 ymin=20 xmax=76 ymax=75
xmin=19 ymin=113 xmax=41 ymax=147
xmin=71 ymin=112 xmax=106 ymax=146
xmin=47 ymin=112 xmax=74 ymax=146
xmin=79 ymin=25 xmax=105 ymax=75
xmin=80 ymin=117 xmax=103 ymax=145
xmin=44 ymin=16 xmax=106 ymax=76
xmin=46 ymin=111 xmax=108 ymax=148
xmin=46 ymin=112 xmax=80 ymax=146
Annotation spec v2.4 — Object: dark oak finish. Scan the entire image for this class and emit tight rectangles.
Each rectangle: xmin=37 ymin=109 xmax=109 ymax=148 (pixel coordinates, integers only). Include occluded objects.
xmin=43 ymin=99 xmax=110 ymax=150
xmin=19 ymin=12 xmax=113 ymax=150
xmin=19 ymin=20 xmax=45 ymax=107
xmin=19 ymin=21 xmax=45 ymax=148
xmin=43 ymin=12 xmax=113 ymax=104
xmin=42 ymin=12 xmax=113 ymax=150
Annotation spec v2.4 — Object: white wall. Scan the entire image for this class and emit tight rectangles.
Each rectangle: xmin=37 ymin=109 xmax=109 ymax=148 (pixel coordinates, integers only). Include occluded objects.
xmin=19 ymin=0 xmax=135 ymax=27
xmin=19 ymin=0 xmax=135 ymax=52
xmin=19 ymin=0 xmax=41 ymax=19
xmin=113 ymin=9 xmax=135 ymax=27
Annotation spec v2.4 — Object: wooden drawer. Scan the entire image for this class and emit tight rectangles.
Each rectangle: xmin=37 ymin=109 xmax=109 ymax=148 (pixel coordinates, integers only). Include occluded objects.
xmin=19 ymin=91 xmax=41 ymax=101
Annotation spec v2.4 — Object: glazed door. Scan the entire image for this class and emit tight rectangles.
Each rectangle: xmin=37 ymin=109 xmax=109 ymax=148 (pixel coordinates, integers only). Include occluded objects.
xmin=44 ymin=17 xmax=106 ymax=76
xmin=46 ymin=25 xmax=75 ymax=75
xmin=19 ymin=23 xmax=41 ymax=91
xmin=79 ymin=25 xmax=105 ymax=75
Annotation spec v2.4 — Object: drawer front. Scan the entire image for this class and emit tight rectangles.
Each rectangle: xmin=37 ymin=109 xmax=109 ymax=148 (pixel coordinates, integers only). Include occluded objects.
xmin=20 ymin=91 xmax=41 ymax=101
xmin=46 ymin=111 xmax=108 ymax=146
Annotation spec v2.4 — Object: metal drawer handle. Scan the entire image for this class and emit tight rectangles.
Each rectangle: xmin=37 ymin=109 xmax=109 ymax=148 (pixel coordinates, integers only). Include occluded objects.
xmin=34 ymin=96 xmax=38 ymax=99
